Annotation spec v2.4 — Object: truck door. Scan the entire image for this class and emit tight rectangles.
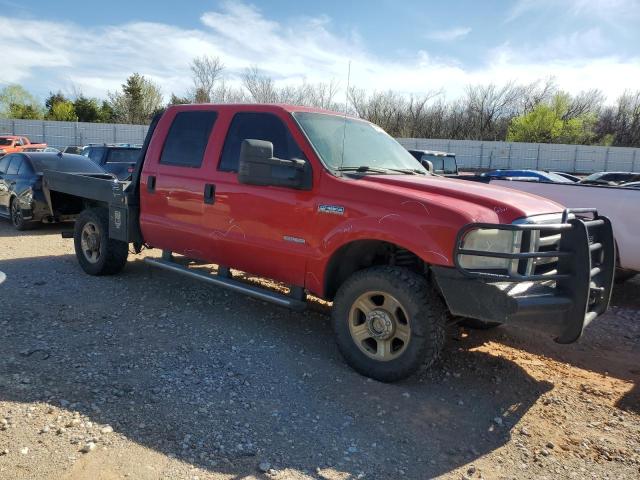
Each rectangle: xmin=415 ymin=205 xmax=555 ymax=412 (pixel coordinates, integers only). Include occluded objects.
xmin=139 ymin=109 xmax=219 ymax=258
xmin=204 ymin=111 xmax=315 ymax=286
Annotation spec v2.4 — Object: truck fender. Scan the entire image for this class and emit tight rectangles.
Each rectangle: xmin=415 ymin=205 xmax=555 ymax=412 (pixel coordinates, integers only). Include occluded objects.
xmin=305 ymin=215 xmax=456 ymax=297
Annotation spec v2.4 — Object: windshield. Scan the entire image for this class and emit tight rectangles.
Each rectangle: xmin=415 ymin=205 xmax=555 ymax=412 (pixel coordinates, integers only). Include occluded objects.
xmin=293 ymin=112 xmax=427 ymax=174
xmin=583 ymin=172 xmax=607 ymax=181
xmin=29 ymin=154 xmax=106 ymax=174
xmin=0 ymin=138 xmax=13 ymax=146
xmin=543 ymin=172 xmax=573 ymax=183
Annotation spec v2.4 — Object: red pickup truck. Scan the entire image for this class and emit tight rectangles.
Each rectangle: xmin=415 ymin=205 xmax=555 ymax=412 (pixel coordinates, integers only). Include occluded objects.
xmin=42 ymin=104 xmax=615 ymax=381
xmin=0 ymin=135 xmax=47 ymax=156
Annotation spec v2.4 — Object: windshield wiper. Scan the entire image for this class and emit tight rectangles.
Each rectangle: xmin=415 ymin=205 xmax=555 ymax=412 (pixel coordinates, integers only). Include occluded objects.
xmin=337 ymin=166 xmax=426 ymax=175
xmin=336 ymin=166 xmax=391 ymax=174
xmin=386 ymin=168 xmax=427 ymax=175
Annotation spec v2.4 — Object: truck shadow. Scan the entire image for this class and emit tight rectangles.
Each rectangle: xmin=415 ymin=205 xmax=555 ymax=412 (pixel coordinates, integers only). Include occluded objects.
xmin=0 ymin=254 xmax=552 ymax=479
xmin=459 ymin=285 xmax=640 ymax=415
xmin=0 ymin=221 xmax=70 ymax=238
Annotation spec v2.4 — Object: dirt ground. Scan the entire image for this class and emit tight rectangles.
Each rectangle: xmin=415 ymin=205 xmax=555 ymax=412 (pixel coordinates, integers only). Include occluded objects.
xmin=0 ymin=221 xmax=638 ymax=480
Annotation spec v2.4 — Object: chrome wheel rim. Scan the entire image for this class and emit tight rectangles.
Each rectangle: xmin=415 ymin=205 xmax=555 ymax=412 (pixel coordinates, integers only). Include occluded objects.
xmin=11 ymin=201 xmax=21 ymax=227
xmin=348 ymin=291 xmax=411 ymax=361
xmin=80 ymin=222 xmax=102 ymax=264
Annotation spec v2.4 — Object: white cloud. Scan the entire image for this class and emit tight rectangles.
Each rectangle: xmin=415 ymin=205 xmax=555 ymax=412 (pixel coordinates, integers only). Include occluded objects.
xmin=508 ymin=0 xmax=640 ymax=22
xmin=426 ymin=27 xmax=471 ymax=42
xmin=0 ymin=1 xmax=638 ymax=105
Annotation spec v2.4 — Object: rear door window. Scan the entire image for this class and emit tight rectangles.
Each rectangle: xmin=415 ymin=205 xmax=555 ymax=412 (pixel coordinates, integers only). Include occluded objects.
xmin=106 ymin=149 xmax=140 ymax=164
xmin=7 ymin=156 xmax=23 ymax=175
xmin=219 ymin=112 xmax=304 ymax=172
xmin=160 ymin=111 xmax=218 ymax=167
xmin=18 ymin=159 xmax=34 ymax=175
xmin=0 ymin=155 xmax=10 ymax=174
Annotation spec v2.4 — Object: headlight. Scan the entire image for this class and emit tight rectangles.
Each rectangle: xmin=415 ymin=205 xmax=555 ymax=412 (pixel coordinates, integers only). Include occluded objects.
xmin=458 ymin=228 xmax=522 ymax=270
xmin=0 ymin=149 xmax=6 ymax=155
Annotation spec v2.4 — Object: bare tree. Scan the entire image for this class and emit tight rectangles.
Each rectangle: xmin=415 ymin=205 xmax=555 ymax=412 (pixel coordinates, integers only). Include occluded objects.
xmin=190 ymin=55 xmax=225 ymax=103
xmin=242 ymin=66 xmax=279 ymax=103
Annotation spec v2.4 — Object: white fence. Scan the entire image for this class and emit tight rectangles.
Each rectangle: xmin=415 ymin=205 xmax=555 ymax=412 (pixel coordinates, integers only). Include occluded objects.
xmin=0 ymin=118 xmax=148 ymax=149
xmin=397 ymin=138 xmax=640 ymax=173
xmin=2 ymin=118 xmax=639 ymax=173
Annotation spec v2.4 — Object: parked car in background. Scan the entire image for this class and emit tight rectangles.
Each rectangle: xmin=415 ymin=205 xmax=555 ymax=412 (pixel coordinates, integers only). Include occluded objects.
xmin=546 ymin=171 xmax=581 ymax=182
xmin=81 ymin=144 xmax=142 ymax=180
xmin=480 ymin=178 xmax=640 ymax=282
xmin=481 ymin=169 xmax=573 ymax=183
xmin=0 ymin=152 xmax=108 ymax=230
xmin=62 ymin=146 xmax=85 ymax=154
xmin=0 ymin=135 xmax=47 ymax=157
xmin=408 ymin=149 xmax=459 ymax=175
xmin=22 ymin=146 xmax=60 ymax=153
xmin=579 ymin=171 xmax=640 ymax=186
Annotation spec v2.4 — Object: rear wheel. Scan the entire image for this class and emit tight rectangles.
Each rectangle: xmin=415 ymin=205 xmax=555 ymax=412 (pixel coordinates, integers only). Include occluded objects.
xmin=332 ymin=266 xmax=447 ymax=382
xmin=74 ymin=208 xmax=128 ymax=276
xmin=10 ymin=198 xmax=35 ymax=231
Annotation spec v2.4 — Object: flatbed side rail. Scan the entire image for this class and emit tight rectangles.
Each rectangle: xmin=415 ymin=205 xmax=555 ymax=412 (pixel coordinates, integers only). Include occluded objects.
xmin=42 ymin=170 xmax=124 ymax=205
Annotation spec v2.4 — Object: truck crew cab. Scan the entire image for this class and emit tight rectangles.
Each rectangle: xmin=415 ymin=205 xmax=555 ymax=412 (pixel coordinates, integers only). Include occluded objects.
xmin=43 ymin=104 xmax=615 ymax=382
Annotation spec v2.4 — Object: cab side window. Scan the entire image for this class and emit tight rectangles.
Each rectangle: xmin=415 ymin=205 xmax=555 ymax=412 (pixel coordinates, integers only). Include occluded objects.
xmin=219 ymin=112 xmax=305 ymax=172
xmin=160 ymin=111 xmax=218 ymax=168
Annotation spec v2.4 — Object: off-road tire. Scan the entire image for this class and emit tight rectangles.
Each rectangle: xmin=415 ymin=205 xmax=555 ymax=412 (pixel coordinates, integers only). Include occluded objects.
xmin=332 ymin=266 xmax=447 ymax=382
xmin=10 ymin=197 xmax=36 ymax=231
xmin=74 ymin=208 xmax=128 ymax=276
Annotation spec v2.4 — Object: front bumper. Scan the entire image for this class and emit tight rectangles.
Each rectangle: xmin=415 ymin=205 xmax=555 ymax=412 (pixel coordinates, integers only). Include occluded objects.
xmin=432 ymin=209 xmax=615 ymax=343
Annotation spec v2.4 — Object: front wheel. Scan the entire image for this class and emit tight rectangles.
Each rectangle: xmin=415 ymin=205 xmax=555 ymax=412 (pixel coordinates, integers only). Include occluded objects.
xmin=332 ymin=266 xmax=447 ymax=382
xmin=74 ymin=208 xmax=128 ymax=276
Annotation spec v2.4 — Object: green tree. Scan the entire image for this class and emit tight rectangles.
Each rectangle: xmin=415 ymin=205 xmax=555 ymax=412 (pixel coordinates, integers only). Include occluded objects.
xmin=8 ymin=103 xmax=43 ymax=119
xmin=168 ymin=93 xmax=191 ymax=106
xmin=507 ymin=93 xmax=595 ymax=144
xmin=98 ymin=101 xmax=115 ymax=123
xmin=45 ymin=91 xmax=68 ymax=113
xmin=47 ymin=100 xmax=77 ymax=121
xmin=0 ymin=84 xmax=41 ymax=117
xmin=108 ymin=73 xmax=163 ymax=124
xmin=73 ymin=95 xmax=100 ymax=122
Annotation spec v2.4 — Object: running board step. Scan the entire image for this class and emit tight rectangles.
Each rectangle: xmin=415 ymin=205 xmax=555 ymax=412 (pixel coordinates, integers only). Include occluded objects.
xmin=144 ymin=258 xmax=307 ymax=311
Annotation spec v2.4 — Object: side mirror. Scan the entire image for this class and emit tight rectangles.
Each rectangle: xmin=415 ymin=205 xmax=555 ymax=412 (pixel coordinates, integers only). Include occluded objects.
xmin=238 ymin=139 xmax=311 ymax=190
xmin=421 ymin=159 xmax=434 ymax=173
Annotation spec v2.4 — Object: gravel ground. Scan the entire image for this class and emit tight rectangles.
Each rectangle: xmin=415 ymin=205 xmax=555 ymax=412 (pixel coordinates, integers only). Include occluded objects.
xmin=0 ymin=221 xmax=638 ymax=480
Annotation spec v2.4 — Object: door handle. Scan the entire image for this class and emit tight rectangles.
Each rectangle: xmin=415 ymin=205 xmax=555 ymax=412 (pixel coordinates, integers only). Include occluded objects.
xmin=147 ymin=175 xmax=156 ymax=193
xmin=204 ymin=183 xmax=215 ymax=204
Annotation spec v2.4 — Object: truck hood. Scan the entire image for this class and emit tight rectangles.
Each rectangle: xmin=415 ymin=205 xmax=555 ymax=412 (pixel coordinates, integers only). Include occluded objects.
xmin=361 ymin=175 xmax=565 ymax=222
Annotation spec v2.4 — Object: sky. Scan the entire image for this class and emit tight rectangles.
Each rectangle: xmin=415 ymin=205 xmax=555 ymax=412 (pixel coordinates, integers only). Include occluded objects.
xmin=1 ymin=0 xmax=639 ymax=104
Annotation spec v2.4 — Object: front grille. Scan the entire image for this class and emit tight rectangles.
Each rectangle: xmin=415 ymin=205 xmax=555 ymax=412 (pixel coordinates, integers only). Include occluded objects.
xmin=513 ymin=215 xmax=564 ymax=279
